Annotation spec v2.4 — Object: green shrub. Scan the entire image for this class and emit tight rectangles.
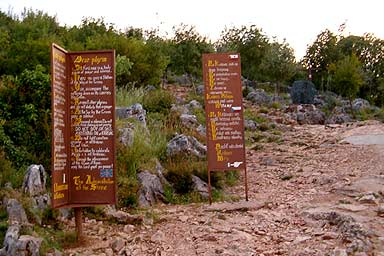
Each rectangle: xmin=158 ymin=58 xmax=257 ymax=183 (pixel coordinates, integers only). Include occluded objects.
xmin=142 ymin=89 xmax=175 ymax=114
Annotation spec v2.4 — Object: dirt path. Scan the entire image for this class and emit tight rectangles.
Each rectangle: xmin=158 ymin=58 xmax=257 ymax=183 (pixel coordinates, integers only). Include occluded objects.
xmin=65 ymin=121 xmax=384 ymax=256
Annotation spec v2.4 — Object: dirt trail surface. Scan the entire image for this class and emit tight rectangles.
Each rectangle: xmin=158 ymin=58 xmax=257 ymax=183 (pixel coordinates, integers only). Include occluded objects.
xmin=65 ymin=121 xmax=384 ymax=256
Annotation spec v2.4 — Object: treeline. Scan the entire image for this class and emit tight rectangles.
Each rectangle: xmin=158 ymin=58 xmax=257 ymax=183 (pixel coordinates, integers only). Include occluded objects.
xmin=0 ymin=9 xmax=383 ymax=176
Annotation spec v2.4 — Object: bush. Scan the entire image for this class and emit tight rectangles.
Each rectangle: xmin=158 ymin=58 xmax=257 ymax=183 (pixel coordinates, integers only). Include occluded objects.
xmin=142 ymin=89 xmax=175 ymax=114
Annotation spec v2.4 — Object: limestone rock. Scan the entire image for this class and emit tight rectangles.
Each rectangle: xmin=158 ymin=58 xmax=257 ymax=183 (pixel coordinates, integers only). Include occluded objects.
xmin=246 ymin=89 xmax=271 ymax=105
xmin=137 ymin=170 xmax=165 ymax=207
xmin=352 ymin=98 xmax=370 ymax=111
xmin=117 ymin=125 xmax=134 ymax=147
xmin=290 ymin=80 xmax=317 ymax=104
xmin=6 ymin=199 xmax=28 ymax=225
xmin=116 ymin=103 xmax=147 ymax=127
xmin=244 ymin=119 xmax=258 ymax=131
xmin=104 ymin=206 xmax=143 ymax=224
xmin=191 ymin=175 xmax=209 ymax=199
xmin=15 ymin=235 xmax=43 ymax=256
xmin=22 ymin=164 xmax=47 ymax=196
xmin=2 ymin=225 xmax=20 ymax=256
xmin=166 ymin=134 xmax=206 ymax=159
xmin=180 ymin=114 xmax=199 ymax=129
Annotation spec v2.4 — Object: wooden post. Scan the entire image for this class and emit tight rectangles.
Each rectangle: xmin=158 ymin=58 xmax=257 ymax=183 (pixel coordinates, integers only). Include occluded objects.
xmin=208 ymin=170 xmax=212 ymax=205
xmin=244 ymin=168 xmax=249 ymax=201
xmin=74 ymin=207 xmax=83 ymax=241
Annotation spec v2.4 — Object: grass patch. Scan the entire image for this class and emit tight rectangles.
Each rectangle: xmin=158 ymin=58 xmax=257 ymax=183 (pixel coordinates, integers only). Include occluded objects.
xmin=116 ymin=86 xmax=145 ymax=107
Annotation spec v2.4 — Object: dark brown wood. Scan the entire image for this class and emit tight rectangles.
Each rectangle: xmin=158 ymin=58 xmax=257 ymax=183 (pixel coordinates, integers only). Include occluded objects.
xmin=208 ymin=170 xmax=212 ymax=205
xmin=74 ymin=207 xmax=83 ymax=241
xmin=202 ymin=53 xmax=248 ymax=202
xmin=51 ymin=44 xmax=117 ymax=208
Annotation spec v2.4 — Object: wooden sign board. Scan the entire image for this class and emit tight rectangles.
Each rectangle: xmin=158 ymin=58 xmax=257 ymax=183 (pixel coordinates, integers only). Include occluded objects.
xmin=51 ymin=44 xmax=116 ymax=208
xmin=202 ymin=53 xmax=248 ymax=202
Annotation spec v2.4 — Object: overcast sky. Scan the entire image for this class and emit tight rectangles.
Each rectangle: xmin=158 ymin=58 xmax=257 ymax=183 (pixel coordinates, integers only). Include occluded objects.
xmin=0 ymin=0 xmax=383 ymax=59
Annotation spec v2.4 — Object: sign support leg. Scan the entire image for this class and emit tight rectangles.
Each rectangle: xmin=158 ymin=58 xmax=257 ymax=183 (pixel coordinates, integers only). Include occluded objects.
xmin=208 ymin=170 xmax=212 ymax=205
xmin=244 ymin=168 xmax=249 ymax=201
xmin=74 ymin=207 xmax=83 ymax=241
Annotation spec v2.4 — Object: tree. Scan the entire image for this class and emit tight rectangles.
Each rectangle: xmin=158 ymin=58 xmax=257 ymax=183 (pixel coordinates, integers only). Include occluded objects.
xmin=259 ymin=39 xmax=297 ymax=93
xmin=168 ymin=24 xmax=214 ymax=85
xmin=217 ymin=25 xmax=269 ymax=81
xmin=329 ymin=54 xmax=364 ymax=113
xmin=302 ymin=29 xmax=340 ymax=89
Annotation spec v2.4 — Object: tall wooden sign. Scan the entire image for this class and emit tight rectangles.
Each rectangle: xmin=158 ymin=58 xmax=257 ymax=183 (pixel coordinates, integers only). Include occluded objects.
xmin=51 ymin=44 xmax=116 ymax=208
xmin=202 ymin=53 xmax=248 ymax=203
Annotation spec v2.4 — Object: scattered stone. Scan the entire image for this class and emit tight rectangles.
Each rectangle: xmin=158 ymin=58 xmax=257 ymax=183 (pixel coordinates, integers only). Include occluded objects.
xmin=104 ymin=206 xmax=143 ymax=224
xmin=205 ymin=201 xmax=265 ymax=213
xmin=331 ymin=248 xmax=348 ymax=256
xmin=293 ymin=235 xmax=311 ymax=244
xmin=166 ymin=134 xmax=207 ymax=159
xmin=244 ymin=119 xmax=258 ymax=131
xmin=358 ymin=193 xmax=378 ymax=204
xmin=110 ymin=238 xmax=125 ymax=253
xmin=22 ymin=164 xmax=47 ymax=196
xmin=290 ymin=80 xmax=317 ymax=104
xmin=137 ymin=170 xmax=165 ymax=207
xmin=178 ymin=215 xmax=189 ymax=222
xmin=377 ymin=205 xmax=384 ymax=217
xmin=322 ymin=232 xmax=339 ymax=240
xmin=123 ymin=225 xmax=135 ymax=233
xmin=151 ymin=230 xmax=165 ymax=243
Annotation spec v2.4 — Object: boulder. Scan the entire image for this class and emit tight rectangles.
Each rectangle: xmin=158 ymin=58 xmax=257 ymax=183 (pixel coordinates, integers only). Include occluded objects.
xmin=290 ymin=80 xmax=317 ymax=104
xmin=15 ymin=235 xmax=42 ymax=256
xmin=294 ymin=105 xmax=326 ymax=125
xmin=196 ymin=124 xmax=206 ymax=137
xmin=22 ymin=165 xmax=47 ymax=196
xmin=116 ymin=103 xmax=147 ymax=127
xmin=166 ymin=134 xmax=207 ymax=159
xmin=244 ymin=119 xmax=258 ymax=131
xmin=195 ymin=84 xmax=204 ymax=95
xmin=192 ymin=175 xmax=209 ymax=199
xmin=137 ymin=170 xmax=165 ymax=207
xmin=180 ymin=114 xmax=200 ymax=129
xmin=22 ymin=165 xmax=51 ymax=224
xmin=352 ymin=98 xmax=370 ymax=111
xmin=1 ymin=225 xmax=20 ymax=256
xmin=246 ymin=89 xmax=271 ymax=105
xmin=6 ymin=199 xmax=28 ymax=225
xmin=117 ymin=125 xmax=134 ymax=147
xmin=186 ymin=100 xmax=202 ymax=111
xmin=145 ymin=85 xmax=157 ymax=91
xmin=326 ymin=113 xmax=353 ymax=125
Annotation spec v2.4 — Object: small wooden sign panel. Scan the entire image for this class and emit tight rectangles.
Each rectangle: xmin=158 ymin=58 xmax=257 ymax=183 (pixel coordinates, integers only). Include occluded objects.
xmin=51 ymin=44 xmax=116 ymax=208
xmin=202 ymin=53 xmax=248 ymax=202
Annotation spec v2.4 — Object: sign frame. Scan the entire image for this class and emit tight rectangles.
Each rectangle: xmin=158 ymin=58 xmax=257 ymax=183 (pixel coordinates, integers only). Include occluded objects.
xmin=202 ymin=53 xmax=248 ymax=203
xmin=51 ymin=43 xmax=117 ymax=209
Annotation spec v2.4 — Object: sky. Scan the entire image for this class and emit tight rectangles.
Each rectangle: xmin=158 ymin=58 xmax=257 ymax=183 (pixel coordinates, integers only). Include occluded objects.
xmin=0 ymin=0 xmax=383 ymax=60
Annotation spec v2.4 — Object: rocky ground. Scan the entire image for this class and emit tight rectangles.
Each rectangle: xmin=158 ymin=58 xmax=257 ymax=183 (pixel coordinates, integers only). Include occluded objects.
xmin=64 ymin=120 xmax=384 ymax=256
